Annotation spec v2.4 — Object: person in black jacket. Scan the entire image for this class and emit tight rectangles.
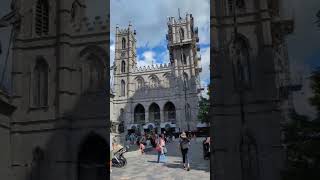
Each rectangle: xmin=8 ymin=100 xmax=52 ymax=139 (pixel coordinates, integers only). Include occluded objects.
xmin=179 ymin=132 xmax=191 ymax=171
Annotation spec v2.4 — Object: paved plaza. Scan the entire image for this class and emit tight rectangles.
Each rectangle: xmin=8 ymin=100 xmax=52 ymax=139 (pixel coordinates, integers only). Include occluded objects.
xmin=111 ymin=138 xmax=210 ymax=180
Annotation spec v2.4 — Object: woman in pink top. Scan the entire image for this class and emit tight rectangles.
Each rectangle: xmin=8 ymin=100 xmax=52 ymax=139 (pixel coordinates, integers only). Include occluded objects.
xmin=156 ymin=134 xmax=166 ymax=163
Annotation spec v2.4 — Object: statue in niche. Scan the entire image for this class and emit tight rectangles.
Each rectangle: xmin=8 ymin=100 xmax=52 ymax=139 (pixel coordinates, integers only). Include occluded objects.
xmin=230 ymin=37 xmax=251 ymax=91
xmin=240 ymin=130 xmax=260 ymax=180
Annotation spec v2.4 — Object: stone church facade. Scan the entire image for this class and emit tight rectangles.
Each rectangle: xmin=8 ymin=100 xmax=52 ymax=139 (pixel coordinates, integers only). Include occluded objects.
xmin=211 ymin=0 xmax=294 ymax=180
xmin=1 ymin=0 xmax=110 ymax=179
xmin=112 ymin=14 xmax=202 ymax=134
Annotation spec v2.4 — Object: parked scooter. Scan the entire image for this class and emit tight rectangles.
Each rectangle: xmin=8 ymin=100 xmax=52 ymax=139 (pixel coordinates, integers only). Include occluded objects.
xmin=112 ymin=146 xmax=128 ymax=168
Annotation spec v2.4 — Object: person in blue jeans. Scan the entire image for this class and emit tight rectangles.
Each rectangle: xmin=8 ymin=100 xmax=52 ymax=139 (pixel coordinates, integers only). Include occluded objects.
xmin=156 ymin=134 xmax=166 ymax=163
xmin=180 ymin=132 xmax=190 ymax=171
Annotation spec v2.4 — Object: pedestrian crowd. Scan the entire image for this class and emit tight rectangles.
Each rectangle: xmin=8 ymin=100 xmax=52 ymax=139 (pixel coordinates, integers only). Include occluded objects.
xmin=120 ymin=130 xmax=210 ymax=172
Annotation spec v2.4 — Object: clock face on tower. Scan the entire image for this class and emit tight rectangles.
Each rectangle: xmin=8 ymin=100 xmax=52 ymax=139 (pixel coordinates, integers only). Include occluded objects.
xmin=121 ymin=52 xmax=126 ymax=57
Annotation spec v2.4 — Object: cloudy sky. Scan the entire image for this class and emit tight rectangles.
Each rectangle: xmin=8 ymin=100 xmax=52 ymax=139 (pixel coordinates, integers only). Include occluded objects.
xmin=282 ymin=0 xmax=320 ymax=118
xmin=110 ymin=0 xmax=210 ymax=97
xmin=0 ymin=0 xmax=319 ymax=117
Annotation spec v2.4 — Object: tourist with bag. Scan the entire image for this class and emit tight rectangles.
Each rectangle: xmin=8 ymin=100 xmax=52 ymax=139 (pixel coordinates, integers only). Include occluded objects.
xmin=180 ymin=132 xmax=191 ymax=171
xmin=156 ymin=134 xmax=166 ymax=163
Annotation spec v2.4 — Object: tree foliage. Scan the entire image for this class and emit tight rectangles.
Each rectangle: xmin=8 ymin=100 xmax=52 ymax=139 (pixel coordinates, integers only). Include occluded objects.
xmin=282 ymin=113 xmax=320 ymax=180
xmin=282 ymin=67 xmax=320 ymax=180
xmin=198 ymin=84 xmax=210 ymax=124
xmin=198 ymin=96 xmax=209 ymax=123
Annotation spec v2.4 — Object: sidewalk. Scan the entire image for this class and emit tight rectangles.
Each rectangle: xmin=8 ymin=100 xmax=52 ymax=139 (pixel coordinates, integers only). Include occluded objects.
xmin=111 ymin=138 xmax=210 ymax=180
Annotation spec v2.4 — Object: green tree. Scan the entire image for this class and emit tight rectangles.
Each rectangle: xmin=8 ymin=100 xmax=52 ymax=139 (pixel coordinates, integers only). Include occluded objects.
xmin=198 ymin=84 xmax=210 ymax=123
xmin=282 ymin=67 xmax=320 ymax=180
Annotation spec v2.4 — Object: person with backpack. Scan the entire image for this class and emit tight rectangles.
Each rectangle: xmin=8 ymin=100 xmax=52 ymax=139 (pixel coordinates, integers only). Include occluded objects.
xmin=180 ymin=132 xmax=191 ymax=171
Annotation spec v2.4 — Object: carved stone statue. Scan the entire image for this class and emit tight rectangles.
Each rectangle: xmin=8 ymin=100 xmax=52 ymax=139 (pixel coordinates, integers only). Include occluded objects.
xmin=230 ymin=37 xmax=251 ymax=90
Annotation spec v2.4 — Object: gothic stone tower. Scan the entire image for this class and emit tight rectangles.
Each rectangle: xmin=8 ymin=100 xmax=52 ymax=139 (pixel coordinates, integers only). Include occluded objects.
xmin=113 ymin=13 xmax=201 ymax=134
xmin=9 ymin=0 xmax=109 ymax=180
xmin=113 ymin=23 xmax=137 ymax=100
xmin=211 ymin=0 xmax=291 ymax=180
xmin=166 ymin=13 xmax=202 ymax=131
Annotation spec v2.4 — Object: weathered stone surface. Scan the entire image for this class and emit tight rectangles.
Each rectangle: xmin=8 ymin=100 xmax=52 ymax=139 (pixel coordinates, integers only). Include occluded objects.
xmin=111 ymin=14 xmax=202 ymax=135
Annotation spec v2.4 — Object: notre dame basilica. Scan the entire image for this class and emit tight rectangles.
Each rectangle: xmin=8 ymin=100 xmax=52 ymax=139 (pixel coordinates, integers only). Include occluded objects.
xmin=110 ymin=13 xmax=203 ymax=138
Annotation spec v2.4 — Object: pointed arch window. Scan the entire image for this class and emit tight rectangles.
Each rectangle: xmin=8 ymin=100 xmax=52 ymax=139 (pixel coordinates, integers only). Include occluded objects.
xmin=121 ymin=61 xmax=126 ymax=73
xmin=121 ymin=80 xmax=125 ymax=96
xmin=35 ymin=0 xmax=49 ymax=35
xmin=122 ymin=38 xmax=126 ymax=49
xmin=136 ymin=77 xmax=144 ymax=89
xmin=149 ymin=75 xmax=160 ymax=88
xmin=182 ymin=53 xmax=187 ymax=65
xmin=163 ymin=73 xmax=171 ymax=88
xmin=179 ymin=28 xmax=185 ymax=41
xmin=183 ymin=72 xmax=189 ymax=89
xmin=33 ymin=59 xmax=48 ymax=107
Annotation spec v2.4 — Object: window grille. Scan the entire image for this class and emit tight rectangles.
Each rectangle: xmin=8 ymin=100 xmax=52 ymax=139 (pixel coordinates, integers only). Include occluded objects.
xmin=35 ymin=0 xmax=49 ymax=35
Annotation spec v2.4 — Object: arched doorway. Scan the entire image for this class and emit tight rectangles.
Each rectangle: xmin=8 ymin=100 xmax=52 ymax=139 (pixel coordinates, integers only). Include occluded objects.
xmin=78 ymin=133 xmax=107 ymax=180
xmin=149 ymin=103 xmax=160 ymax=123
xmin=134 ymin=104 xmax=145 ymax=124
xmin=79 ymin=45 xmax=107 ymax=93
xmin=164 ymin=102 xmax=176 ymax=123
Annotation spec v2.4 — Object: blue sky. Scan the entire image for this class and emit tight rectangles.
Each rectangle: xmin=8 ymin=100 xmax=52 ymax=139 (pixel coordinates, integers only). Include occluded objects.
xmin=110 ymin=0 xmax=210 ymax=97
xmin=0 ymin=0 xmax=319 ymax=117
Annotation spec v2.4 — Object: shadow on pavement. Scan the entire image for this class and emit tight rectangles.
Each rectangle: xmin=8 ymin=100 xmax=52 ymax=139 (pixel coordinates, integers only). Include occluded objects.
xmin=164 ymin=163 xmax=183 ymax=169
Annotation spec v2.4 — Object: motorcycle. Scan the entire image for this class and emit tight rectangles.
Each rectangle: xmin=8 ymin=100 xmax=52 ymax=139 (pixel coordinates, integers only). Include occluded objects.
xmin=112 ymin=146 xmax=128 ymax=168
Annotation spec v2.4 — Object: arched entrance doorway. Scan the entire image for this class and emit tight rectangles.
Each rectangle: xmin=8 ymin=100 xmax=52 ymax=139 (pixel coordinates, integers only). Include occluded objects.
xmin=134 ymin=104 xmax=145 ymax=124
xmin=149 ymin=103 xmax=160 ymax=123
xmin=78 ymin=133 xmax=107 ymax=180
xmin=164 ymin=102 xmax=176 ymax=123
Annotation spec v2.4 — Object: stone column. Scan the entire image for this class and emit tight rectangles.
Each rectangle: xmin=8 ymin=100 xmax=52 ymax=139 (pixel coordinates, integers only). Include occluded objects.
xmin=145 ymin=110 xmax=149 ymax=124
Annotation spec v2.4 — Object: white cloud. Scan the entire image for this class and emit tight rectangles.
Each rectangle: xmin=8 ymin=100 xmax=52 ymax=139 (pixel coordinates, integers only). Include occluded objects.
xmin=200 ymin=80 xmax=209 ymax=99
xmin=110 ymin=0 xmax=210 ymax=48
xmin=137 ymin=51 xmax=159 ymax=67
xmin=109 ymin=0 xmax=210 ymax=93
xmin=199 ymin=47 xmax=210 ymax=84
